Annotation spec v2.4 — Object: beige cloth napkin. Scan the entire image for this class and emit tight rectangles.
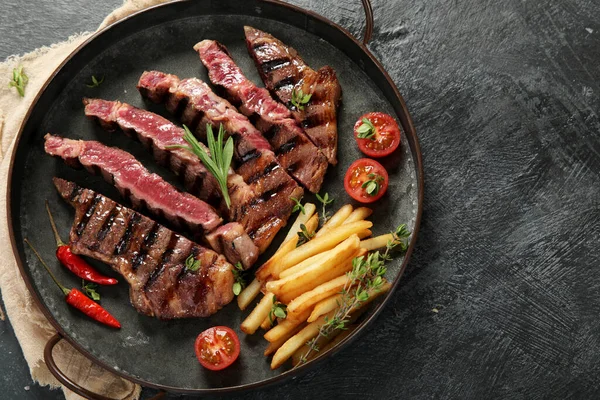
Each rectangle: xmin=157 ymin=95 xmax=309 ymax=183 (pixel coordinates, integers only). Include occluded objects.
xmin=0 ymin=1 xmax=170 ymax=399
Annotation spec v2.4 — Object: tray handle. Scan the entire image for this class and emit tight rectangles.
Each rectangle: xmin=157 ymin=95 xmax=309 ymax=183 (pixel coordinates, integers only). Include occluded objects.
xmin=359 ymin=0 xmax=374 ymax=44
xmin=44 ymin=333 xmax=165 ymax=400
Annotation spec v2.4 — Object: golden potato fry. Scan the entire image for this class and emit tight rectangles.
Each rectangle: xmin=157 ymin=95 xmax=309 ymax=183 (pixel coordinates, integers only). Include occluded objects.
xmin=282 ymin=203 xmax=317 ymax=244
xmin=277 ymin=251 xmax=328 ymax=279
xmin=255 ymin=236 xmax=298 ymax=282
xmin=237 ymin=277 xmax=262 ymax=310
xmin=360 ymin=233 xmax=394 ymax=251
xmin=276 ymin=221 xmax=372 ymax=274
xmin=307 ymin=293 xmax=343 ymax=322
xmin=271 ymin=314 xmax=328 ymax=369
xmin=263 ymin=308 xmax=312 ymax=343
xmin=314 ymin=204 xmax=353 ymax=238
xmin=264 ymin=322 xmax=307 ymax=356
xmin=291 ymin=326 xmax=353 ymax=366
xmin=343 ymin=207 xmax=373 ymax=224
xmin=260 ymin=316 xmax=272 ymax=331
xmin=241 ymin=292 xmax=275 ymax=335
xmin=357 ymin=229 xmax=372 ymax=239
xmin=286 ymin=275 xmax=350 ymax=318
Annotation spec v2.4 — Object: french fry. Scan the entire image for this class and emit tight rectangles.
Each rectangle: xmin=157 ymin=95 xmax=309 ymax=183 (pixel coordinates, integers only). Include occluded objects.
xmin=343 ymin=207 xmax=373 ymax=224
xmin=241 ymin=292 xmax=275 ymax=335
xmin=275 ymin=220 xmax=372 ymax=273
xmin=260 ymin=316 xmax=272 ymax=331
xmin=282 ymin=203 xmax=317 ymax=244
xmin=271 ymin=313 xmax=333 ymax=369
xmin=277 ymin=251 xmax=328 ymax=279
xmin=266 ymin=237 xmax=362 ymax=304
xmin=357 ymin=229 xmax=372 ymax=239
xmin=286 ymin=275 xmax=350 ymax=319
xmin=360 ymin=233 xmax=394 ymax=251
xmin=255 ymin=236 xmax=298 ymax=282
xmin=237 ymin=278 xmax=262 ymax=310
xmin=264 ymin=322 xmax=306 ymax=356
xmin=314 ymin=204 xmax=353 ymax=238
xmin=264 ymin=308 xmax=312 ymax=343
xmin=307 ymin=293 xmax=343 ymax=322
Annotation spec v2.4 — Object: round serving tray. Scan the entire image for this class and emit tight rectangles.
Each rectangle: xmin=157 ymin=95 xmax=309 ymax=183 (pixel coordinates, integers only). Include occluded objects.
xmin=7 ymin=0 xmax=423 ymax=397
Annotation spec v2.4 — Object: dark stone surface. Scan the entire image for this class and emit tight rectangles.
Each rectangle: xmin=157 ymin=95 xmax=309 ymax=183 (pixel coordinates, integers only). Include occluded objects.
xmin=1 ymin=0 xmax=599 ymax=399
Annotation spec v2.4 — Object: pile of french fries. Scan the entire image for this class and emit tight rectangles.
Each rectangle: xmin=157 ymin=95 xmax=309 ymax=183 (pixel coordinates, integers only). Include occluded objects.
xmin=238 ymin=203 xmax=397 ymax=369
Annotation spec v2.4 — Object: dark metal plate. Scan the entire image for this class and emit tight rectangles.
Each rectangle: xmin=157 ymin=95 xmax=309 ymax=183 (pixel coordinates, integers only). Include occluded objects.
xmin=7 ymin=0 xmax=423 ymax=393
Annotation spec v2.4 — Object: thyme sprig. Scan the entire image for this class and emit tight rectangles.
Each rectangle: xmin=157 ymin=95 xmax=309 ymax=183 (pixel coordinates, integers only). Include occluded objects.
xmin=9 ymin=66 xmax=28 ymax=97
xmin=185 ymin=254 xmax=201 ymax=272
xmin=167 ymin=124 xmax=233 ymax=208
xmin=361 ymin=173 xmax=385 ymax=196
xmin=269 ymin=296 xmax=287 ymax=324
xmin=232 ymin=262 xmax=246 ymax=296
xmin=315 ymin=192 xmax=334 ymax=223
xmin=297 ymin=223 xmax=315 ymax=247
xmin=356 ymin=118 xmax=376 ymax=139
xmin=298 ymin=224 xmax=411 ymax=365
xmin=291 ymin=88 xmax=312 ymax=110
xmin=86 ymin=75 xmax=104 ymax=88
xmin=82 ymin=280 xmax=100 ymax=301
xmin=291 ymin=196 xmax=306 ymax=214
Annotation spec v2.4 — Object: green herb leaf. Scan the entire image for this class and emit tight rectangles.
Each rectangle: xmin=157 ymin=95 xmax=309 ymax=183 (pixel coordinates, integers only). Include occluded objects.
xmin=291 ymin=88 xmax=312 ymax=110
xmin=167 ymin=124 xmax=233 ymax=209
xmin=232 ymin=262 xmax=246 ymax=296
xmin=82 ymin=280 xmax=101 ymax=301
xmin=297 ymin=223 xmax=315 ymax=247
xmin=185 ymin=254 xmax=201 ymax=272
xmin=8 ymin=66 xmax=28 ymax=97
xmin=86 ymin=75 xmax=104 ymax=88
xmin=291 ymin=196 xmax=306 ymax=214
xmin=356 ymin=118 xmax=376 ymax=139
xmin=316 ymin=192 xmax=334 ymax=223
xmin=269 ymin=297 xmax=288 ymax=324
xmin=361 ymin=173 xmax=385 ymax=196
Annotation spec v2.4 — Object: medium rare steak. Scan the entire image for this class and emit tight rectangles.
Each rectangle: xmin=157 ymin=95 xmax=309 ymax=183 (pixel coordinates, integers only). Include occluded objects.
xmin=138 ymin=71 xmax=304 ymax=253
xmin=53 ymin=178 xmax=234 ymax=319
xmin=244 ymin=26 xmax=341 ymax=165
xmin=195 ymin=40 xmax=328 ymax=193
xmin=44 ymin=134 xmax=258 ymax=268
xmin=83 ymin=98 xmax=255 ymax=223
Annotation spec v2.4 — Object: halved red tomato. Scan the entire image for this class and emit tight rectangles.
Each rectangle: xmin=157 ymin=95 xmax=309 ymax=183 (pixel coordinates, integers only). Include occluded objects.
xmin=195 ymin=326 xmax=240 ymax=371
xmin=354 ymin=112 xmax=401 ymax=158
xmin=344 ymin=158 xmax=389 ymax=203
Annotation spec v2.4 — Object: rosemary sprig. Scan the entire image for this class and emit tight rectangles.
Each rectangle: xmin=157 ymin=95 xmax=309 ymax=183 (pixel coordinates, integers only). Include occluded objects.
xmin=356 ymin=118 xmax=376 ymax=139
xmin=298 ymin=224 xmax=411 ymax=365
xmin=185 ymin=254 xmax=201 ymax=272
xmin=297 ymin=223 xmax=315 ymax=247
xmin=291 ymin=88 xmax=312 ymax=110
xmin=86 ymin=75 xmax=104 ymax=88
xmin=167 ymin=124 xmax=233 ymax=208
xmin=291 ymin=196 xmax=306 ymax=214
xmin=9 ymin=66 xmax=28 ymax=97
xmin=82 ymin=280 xmax=100 ymax=301
xmin=269 ymin=296 xmax=287 ymax=324
xmin=232 ymin=262 xmax=246 ymax=296
xmin=315 ymin=192 xmax=334 ymax=223
xmin=361 ymin=173 xmax=385 ymax=196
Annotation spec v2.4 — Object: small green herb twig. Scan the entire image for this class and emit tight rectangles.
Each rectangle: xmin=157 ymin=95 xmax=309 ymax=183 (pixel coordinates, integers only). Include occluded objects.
xmin=82 ymin=280 xmax=101 ymax=301
xmin=297 ymin=223 xmax=315 ymax=247
xmin=315 ymin=192 xmax=334 ymax=224
xmin=185 ymin=254 xmax=201 ymax=272
xmin=361 ymin=173 xmax=385 ymax=196
xmin=291 ymin=88 xmax=312 ymax=111
xmin=269 ymin=296 xmax=287 ymax=324
xmin=356 ymin=118 xmax=376 ymax=139
xmin=86 ymin=75 xmax=104 ymax=88
xmin=166 ymin=124 xmax=233 ymax=208
xmin=291 ymin=196 xmax=306 ymax=215
xmin=9 ymin=66 xmax=28 ymax=97
xmin=232 ymin=262 xmax=246 ymax=295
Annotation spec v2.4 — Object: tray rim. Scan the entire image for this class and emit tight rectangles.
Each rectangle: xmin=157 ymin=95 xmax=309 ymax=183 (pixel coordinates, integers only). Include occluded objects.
xmin=6 ymin=0 xmax=424 ymax=394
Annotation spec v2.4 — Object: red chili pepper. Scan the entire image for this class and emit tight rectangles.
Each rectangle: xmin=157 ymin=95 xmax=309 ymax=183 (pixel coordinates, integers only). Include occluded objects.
xmin=24 ymin=239 xmax=121 ymax=329
xmin=45 ymin=201 xmax=117 ymax=285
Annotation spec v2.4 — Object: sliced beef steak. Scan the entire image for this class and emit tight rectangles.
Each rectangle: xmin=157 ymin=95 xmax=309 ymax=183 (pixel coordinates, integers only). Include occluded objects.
xmin=53 ymin=178 xmax=234 ymax=319
xmin=244 ymin=26 xmax=341 ymax=165
xmin=195 ymin=40 xmax=328 ymax=193
xmin=138 ymin=71 xmax=303 ymax=253
xmin=45 ymin=134 xmax=258 ymax=268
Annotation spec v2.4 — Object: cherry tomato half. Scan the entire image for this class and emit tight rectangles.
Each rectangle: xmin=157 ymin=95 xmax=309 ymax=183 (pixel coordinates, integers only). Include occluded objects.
xmin=354 ymin=112 xmax=401 ymax=158
xmin=344 ymin=158 xmax=389 ymax=203
xmin=195 ymin=326 xmax=240 ymax=371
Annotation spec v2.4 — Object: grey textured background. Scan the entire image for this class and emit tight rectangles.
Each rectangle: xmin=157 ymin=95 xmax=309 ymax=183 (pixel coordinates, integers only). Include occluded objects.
xmin=1 ymin=0 xmax=600 ymax=399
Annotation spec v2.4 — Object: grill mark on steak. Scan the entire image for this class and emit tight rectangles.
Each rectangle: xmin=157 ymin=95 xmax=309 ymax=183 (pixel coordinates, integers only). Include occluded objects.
xmin=75 ymin=193 xmax=101 ymax=237
xmin=96 ymin=205 xmax=118 ymax=242
xmin=54 ymin=178 xmax=234 ymax=319
xmin=195 ymin=39 xmax=328 ymax=193
xmin=137 ymin=71 xmax=303 ymax=253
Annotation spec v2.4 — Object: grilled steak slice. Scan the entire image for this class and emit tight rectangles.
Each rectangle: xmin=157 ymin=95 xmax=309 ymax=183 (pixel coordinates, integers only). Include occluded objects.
xmin=244 ymin=26 xmax=341 ymax=165
xmin=83 ymin=98 xmax=255 ymax=222
xmin=53 ymin=178 xmax=234 ymax=319
xmin=44 ymin=134 xmax=258 ymax=268
xmin=138 ymin=71 xmax=304 ymax=253
xmin=195 ymin=40 xmax=328 ymax=193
